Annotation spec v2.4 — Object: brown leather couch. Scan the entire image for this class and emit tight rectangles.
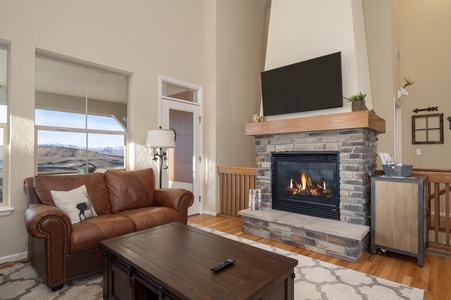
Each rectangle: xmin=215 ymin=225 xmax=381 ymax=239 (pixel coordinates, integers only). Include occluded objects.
xmin=24 ymin=168 xmax=194 ymax=290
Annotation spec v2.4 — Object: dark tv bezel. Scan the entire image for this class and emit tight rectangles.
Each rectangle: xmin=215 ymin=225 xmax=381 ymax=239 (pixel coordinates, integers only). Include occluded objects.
xmin=261 ymin=52 xmax=343 ymax=116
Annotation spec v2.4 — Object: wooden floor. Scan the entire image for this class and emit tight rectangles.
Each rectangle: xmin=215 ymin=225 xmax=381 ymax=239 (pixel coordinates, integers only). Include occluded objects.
xmin=189 ymin=214 xmax=451 ymax=300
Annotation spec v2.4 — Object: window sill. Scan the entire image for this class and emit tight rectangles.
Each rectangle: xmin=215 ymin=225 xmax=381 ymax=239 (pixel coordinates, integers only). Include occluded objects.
xmin=0 ymin=206 xmax=14 ymax=216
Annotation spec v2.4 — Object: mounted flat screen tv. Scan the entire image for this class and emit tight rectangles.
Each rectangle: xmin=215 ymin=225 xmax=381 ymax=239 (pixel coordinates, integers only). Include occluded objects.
xmin=261 ymin=52 xmax=343 ymax=116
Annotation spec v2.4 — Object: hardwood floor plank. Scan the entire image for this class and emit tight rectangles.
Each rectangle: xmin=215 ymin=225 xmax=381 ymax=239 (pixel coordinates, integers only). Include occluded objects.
xmin=189 ymin=214 xmax=451 ymax=300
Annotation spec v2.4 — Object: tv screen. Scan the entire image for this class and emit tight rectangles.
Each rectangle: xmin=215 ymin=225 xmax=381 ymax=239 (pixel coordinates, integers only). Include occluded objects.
xmin=261 ymin=52 xmax=343 ymax=116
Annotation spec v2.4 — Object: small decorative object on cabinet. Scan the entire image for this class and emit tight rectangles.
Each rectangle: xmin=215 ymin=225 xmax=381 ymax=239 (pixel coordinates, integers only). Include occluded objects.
xmin=370 ymin=176 xmax=428 ymax=266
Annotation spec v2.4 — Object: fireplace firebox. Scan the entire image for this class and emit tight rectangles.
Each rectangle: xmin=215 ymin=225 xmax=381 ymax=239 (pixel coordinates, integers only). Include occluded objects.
xmin=272 ymin=151 xmax=340 ymax=220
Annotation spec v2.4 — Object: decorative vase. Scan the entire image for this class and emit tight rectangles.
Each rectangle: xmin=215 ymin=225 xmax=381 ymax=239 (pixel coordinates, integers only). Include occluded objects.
xmin=352 ymin=100 xmax=367 ymax=112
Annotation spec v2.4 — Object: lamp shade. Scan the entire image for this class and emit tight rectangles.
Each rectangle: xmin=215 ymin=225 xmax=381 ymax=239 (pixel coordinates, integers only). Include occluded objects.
xmin=145 ymin=129 xmax=175 ymax=148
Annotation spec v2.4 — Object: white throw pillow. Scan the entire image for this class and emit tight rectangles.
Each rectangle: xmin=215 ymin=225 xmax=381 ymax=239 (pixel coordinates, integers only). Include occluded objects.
xmin=51 ymin=185 xmax=97 ymax=224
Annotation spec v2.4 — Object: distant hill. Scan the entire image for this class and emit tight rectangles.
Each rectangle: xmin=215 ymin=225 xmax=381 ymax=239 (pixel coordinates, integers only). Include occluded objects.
xmin=37 ymin=145 xmax=124 ymax=173
xmin=38 ymin=143 xmax=124 ymax=156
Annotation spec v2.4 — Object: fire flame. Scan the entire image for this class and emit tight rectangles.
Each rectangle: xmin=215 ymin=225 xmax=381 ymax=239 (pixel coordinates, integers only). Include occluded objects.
xmin=301 ymin=173 xmax=307 ymax=190
xmin=285 ymin=173 xmax=332 ymax=196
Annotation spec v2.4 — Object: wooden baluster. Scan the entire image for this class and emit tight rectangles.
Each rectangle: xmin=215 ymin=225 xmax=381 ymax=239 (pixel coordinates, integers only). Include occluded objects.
xmin=446 ymin=183 xmax=450 ymax=247
xmin=434 ymin=183 xmax=440 ymax=243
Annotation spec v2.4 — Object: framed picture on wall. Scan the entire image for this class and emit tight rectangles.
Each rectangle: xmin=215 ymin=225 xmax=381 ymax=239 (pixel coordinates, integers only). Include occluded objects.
xmin=412 ymin=113 xmax=444 ymax=144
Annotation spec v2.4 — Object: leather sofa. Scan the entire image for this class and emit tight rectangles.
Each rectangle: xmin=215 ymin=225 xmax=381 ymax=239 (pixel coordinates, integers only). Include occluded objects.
xmin=24 ymin=168 xmax=194 ymax=290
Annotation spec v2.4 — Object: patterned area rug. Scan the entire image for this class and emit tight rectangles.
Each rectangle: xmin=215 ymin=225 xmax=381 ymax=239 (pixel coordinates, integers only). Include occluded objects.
xmin=0 ymin=224 xmax=424 ymax=300
xmin=192 ymin=224 xmax=424 ymax=300
xmin=0 ymin=263 xmax=103 ymax=300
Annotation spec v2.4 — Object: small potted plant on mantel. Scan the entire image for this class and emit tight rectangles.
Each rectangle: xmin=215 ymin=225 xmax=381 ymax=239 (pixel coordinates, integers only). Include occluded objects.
xmin=344 ymin=92 xmax=367 ymax=111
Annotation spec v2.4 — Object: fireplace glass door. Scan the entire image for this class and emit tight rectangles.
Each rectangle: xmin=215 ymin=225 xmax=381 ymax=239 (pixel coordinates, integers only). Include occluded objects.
xmin=272 ymin=151 xmax=340 ymax=220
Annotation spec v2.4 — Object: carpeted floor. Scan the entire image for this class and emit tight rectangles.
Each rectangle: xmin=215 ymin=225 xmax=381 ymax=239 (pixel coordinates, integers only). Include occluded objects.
xmin=0 ymin=224 xmax=424 ymax=300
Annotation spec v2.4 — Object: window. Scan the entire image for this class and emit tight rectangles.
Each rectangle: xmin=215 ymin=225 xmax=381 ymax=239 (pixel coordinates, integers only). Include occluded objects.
xmin=0 ymin=44 xmax=8 ymax=203
xmin=162 ymin=80 xmax=198 ymax=103
xmin=35 ymin=54 xmax=128 ymax=174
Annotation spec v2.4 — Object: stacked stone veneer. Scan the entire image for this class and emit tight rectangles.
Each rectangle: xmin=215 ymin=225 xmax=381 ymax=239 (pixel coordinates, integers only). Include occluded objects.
xmin=255 ymin=128 xmax=378 ymax=225
xmin=239 ymin=128 xmax=379 ymax=262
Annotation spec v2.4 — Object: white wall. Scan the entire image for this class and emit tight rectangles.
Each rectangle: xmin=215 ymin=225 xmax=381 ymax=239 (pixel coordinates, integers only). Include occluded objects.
xmin=0 ymin=0 xmax=207 ymax=261
xmin=363 ymin=0 xmax=399 ymax=164
xmin=204 ymin=0 xmax=268 ymax=213
xmin=399 ymin=0 xmax=451 ymax=168
xmin=264 ymin=0 xmax=372 ymax=120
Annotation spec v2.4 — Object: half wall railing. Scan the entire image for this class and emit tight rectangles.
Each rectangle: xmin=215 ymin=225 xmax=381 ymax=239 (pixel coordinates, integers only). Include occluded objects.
xmin=412 ymin=169 xmax=451 ymax=254
xmin=217 ymin=166 xmax=256 ymax=217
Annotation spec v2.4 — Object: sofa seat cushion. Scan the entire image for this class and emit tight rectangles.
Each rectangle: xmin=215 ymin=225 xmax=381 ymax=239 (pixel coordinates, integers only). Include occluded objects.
xmin=105 ymin=168 xmax=155 ymax=213
xmin=70 ymin=214 xmax=136 ymax=254
xmin=115 ymin=207 xmax=180 ymax=231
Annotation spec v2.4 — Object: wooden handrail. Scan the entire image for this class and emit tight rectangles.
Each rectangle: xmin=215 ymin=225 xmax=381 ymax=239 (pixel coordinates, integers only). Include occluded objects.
xmin=217 ymin=166 xmax=257 ymax=176
xmin=412 ymin=169 xmax=451 ymax=184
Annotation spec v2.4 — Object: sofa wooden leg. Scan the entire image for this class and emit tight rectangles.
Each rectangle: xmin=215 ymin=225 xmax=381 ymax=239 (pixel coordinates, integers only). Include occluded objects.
xmin=51 ymin=284 xmax=64 ymax=291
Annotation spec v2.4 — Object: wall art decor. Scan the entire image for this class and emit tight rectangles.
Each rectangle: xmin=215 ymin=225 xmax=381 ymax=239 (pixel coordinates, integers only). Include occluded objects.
xmin=412 ymin=113 xmax=443 ymax=144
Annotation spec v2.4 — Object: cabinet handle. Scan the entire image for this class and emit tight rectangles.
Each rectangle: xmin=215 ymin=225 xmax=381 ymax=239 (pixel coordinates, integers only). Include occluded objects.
xmin=158 ymin=286 xmax=166 ymax=298
xmin=127 ymin=266 xmax=133 ymax=286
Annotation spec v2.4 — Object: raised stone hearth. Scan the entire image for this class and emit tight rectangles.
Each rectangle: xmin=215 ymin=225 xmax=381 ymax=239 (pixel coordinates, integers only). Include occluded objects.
xmin=240 ymin=111 xmax=385 ymax=262
xmin=240 ymin=209 xmax=369 ymax=262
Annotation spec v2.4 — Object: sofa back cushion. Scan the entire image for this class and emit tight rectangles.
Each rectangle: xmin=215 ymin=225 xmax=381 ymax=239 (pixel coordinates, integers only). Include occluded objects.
xmin=104 ymin=168 xmax=155 ymax=213
xmin=33 ymin=173 xmax=112 ymax=215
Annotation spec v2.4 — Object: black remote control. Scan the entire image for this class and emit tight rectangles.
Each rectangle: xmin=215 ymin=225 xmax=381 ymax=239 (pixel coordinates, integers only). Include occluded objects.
xmin=211 ymin=258 xmax=235 ymax=272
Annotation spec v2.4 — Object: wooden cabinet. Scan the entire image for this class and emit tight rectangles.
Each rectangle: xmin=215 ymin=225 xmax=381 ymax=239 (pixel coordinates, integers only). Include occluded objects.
xmin=370 ymin=176 xmax=428 ymax=266
xmin=103 ymin=253 xmax=177 ymax=300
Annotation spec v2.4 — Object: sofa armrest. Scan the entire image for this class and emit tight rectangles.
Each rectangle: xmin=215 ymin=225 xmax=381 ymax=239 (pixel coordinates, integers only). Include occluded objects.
xmin=25 ymin=204 xmax=73 ymax=288
xmin=153 ymin=188 xmax=194 ymax=224
xmin=25 ymin=204 xmax=73 ymax=239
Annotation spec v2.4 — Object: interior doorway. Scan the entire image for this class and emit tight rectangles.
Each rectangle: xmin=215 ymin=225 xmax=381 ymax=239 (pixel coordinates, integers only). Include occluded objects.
xmin=160 ymin=77 xmax=202 ymax=216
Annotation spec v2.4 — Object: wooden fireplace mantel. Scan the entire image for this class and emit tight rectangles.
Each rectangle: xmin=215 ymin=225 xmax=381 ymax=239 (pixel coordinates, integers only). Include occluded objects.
xmin=245 ymin=111 xmax=385 ymax=136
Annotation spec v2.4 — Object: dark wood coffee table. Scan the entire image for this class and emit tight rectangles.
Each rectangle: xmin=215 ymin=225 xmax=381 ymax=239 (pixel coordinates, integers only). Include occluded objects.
xmin=101 ymin=222 xmax=298 ymax=300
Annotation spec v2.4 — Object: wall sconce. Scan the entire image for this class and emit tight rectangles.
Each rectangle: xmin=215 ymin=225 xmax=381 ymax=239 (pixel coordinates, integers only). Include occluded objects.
xmin=145 ymin=128 xmax=176 ymax=189
xmin=447 ymin=116 xmax=451 ymax=130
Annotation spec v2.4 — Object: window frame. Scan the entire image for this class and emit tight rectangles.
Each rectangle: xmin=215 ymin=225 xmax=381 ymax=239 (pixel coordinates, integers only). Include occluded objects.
xmin=0 ymin=42 xmax=11 ymax=214
xmin=35 ymin=53 xmax=129 ymax=175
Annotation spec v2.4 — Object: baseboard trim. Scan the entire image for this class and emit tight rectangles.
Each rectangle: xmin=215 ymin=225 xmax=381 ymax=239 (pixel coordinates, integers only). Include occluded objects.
xmin=201 ymin=210 xmax=217 ymax=216
xmin=0 ymin=251 xmax=27 ymax=265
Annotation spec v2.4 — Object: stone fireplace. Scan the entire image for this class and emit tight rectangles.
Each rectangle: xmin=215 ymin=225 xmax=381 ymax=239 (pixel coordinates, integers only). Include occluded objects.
xmin=239 ymin=111 xmax=385 ymax=262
